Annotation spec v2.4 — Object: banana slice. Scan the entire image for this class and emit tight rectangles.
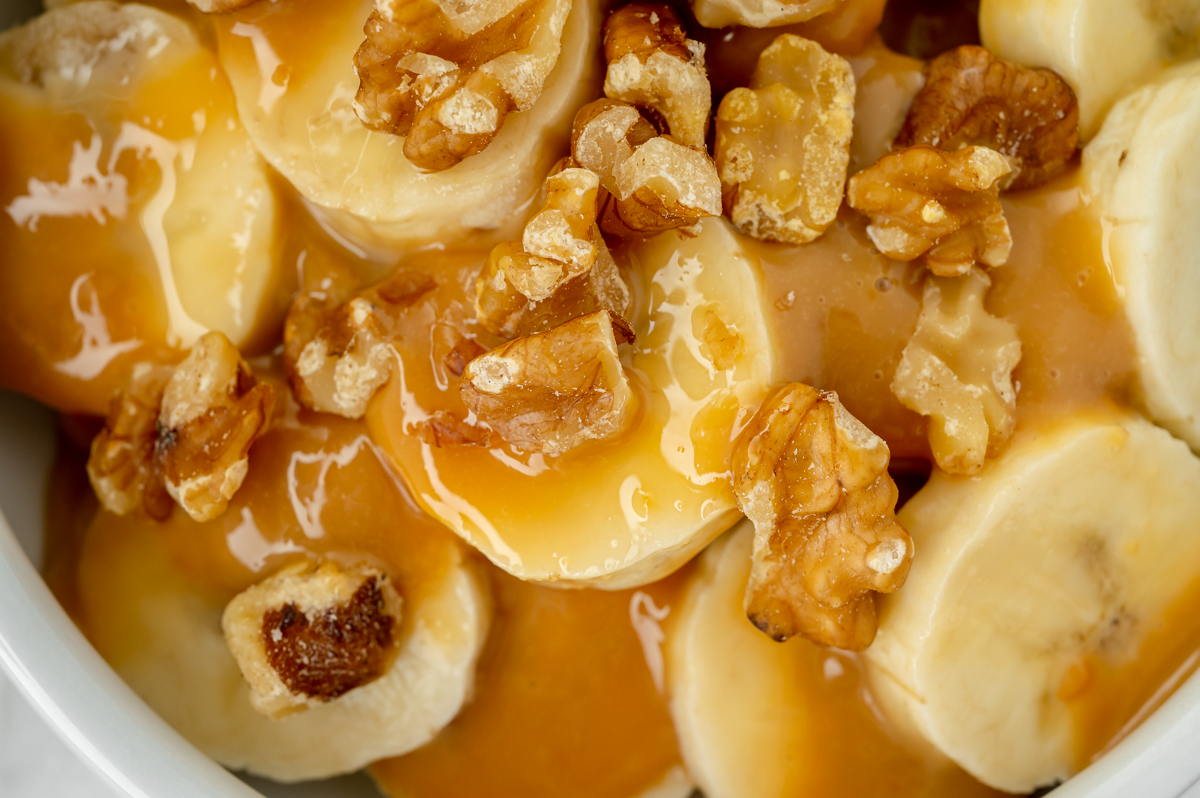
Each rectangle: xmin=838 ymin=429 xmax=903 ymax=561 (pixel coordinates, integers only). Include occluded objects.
xmin=367 ymin=218 xmax=779 ymax=588
xmin=1081 ymin=63 xmax=1200 ymax=451
xmin=212 ymin=0 xmax=600 ymax=253
xmin=864 ymin=412 xmax=1200 ymax=792
xmin=74 ymin=406 xmax=489 ymax=781
xmin=0 ymin=1 xmax=283 ymax=414
xmin=979 ymin=0 xmax=1200 ymax=138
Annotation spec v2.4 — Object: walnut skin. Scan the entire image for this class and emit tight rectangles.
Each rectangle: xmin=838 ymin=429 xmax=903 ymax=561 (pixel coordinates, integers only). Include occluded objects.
xmin=896 ymin=46 xmax=1079 ymax=192
xmin=732 ymin=383 xmax=913 ymax=651
xmin=223 ymin=562 xmax=402 ymax=719
xmin=715 ymin=34 xmax=855 ymax=244
xmin=353 ymin=0 xmax=572 ymax=171
xmin=461 ymin=310 xmax=636 ymax=457
xmin=846 ymin=144 xmax=1013 ymax=277
xmin=87 ymin=362 xmax=176 ymax=520
xmin=892 ymin=269 xmax=1021 ymax=475
xmin=603 ymin=4 xmax=711 ymax=148
xmin=156 ymin=331 xmax=275 ymax=523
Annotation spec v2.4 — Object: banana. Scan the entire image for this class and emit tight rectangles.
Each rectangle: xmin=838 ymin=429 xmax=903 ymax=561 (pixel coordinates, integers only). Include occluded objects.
xmin=73 ymin=407 xmax=490 ymax=781
xmin=367 ymin=218 xmax=779 ymax=589
xmin=979 ymin=0 xmax=1200 ymax=138
xmin=1080 ymin=62 xmax=1200 ymax=451
xmin=0 ymin=1 xmax=284 ymax=414
xmin=212 ymin=0 xmax=600 ymax=253
xmin=864 ymin=412 xmax=1200 ymax=793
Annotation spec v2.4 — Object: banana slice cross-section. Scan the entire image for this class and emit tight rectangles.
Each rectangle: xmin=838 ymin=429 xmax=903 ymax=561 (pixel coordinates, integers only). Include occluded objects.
xmin=367 ymin=218 xmax=779 ymax=588
xmin=980 ymin=0 xmax=1200 ymax=138
xmin=74 ymin=401 xmax=489 ymax=781
xmin=0 ymin=1 xmax=284 ymax=414
xmin=212 ymin=0 xmax=600 ymax=252
xmin=865 ymin=412 xmax=1200 ymax=793
xmin=1082 ymin=62 xmax=1200 ymax=451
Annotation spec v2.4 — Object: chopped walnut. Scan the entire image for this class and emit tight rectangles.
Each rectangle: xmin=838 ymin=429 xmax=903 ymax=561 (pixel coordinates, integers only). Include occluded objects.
xmin=731 ymin=383 xmax=913 ymax=651
xmin=443 ymin=337 xmax=487 ymax=377
xmin=895 ymin=46 xmax=1079 ymax=192
xmin=461 ymin=310 xmax=636 ymax=457
xmin=892 ymin=269 xmax=1021 ymax=475
xmin=603 ymin=5 xmax=711 ymax=148
xmin=414 ymin=409 xmax=492 ymax=447
xmin=222 ymin=561 xmax=402 ymax=719
xmin=353 ymin=0 xmax=572 ymax=171
xmin=715 ymin=35 xmax=855 ymax=244
xmin=156 ymin=332 xmax=274 ymax=523
xmin=846 ymin=145 xmax=1013 ymax=277
xmin=87 ymin=363 xmax=176 ymax=520
xmin=689 ymin=0 xmax=841 ymax=30
xmin=571 ymin=99 xmax=721 ymax=236
xmin=475 ymin=166 xmax=632 ymax=338
xmin=284 ymin=271 xmax=435 ymax=418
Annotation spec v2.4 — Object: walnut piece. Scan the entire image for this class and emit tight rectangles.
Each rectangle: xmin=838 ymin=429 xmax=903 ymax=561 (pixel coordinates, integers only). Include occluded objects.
xmin=846 ymin=145 xmax=1012 ymax=277
xmin=414 ymin=409 xmax=492 ymax=447
xmin=353 ymin=0 xmax=572 ymax=171
xmin=731 ymin=383 xmax=913 ymax=651
xmin=476 ymin=166 xmax=632 ymax=338
xmin=603 ymin=4 xmax=711 ymax=148
xmin=461 ymin=310 xmax=636 ymax=457
xmin=689 ymin=0 xmax=841 ymax=30
xmin=715 ymin=34 xmax=855 ymax=244
xmin=571 ymin=99 xmax=721 ymax=236
xmin=895 ymin=46 xmax=1079 ymax=192
xmin=87 ymin=363 xmax=175 ymax=520
xmin=892 ymin=269 xmax=1021 ymax=475
xmin=156 ymin=331 xmax=274 ymax=523
xmin=223 ymin=561 xmax=402 ymax=719
xmin=285 ymin=271 xmax=435 ymax=417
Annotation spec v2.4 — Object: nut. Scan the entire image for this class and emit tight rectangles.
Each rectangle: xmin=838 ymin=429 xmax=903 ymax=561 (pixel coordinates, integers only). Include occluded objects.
xmin=86 ymin=362 xmax=176 ymax=519
xmin=571 ymin=99 xmax=722 ymax=236
xmin=156 ymin=331 xmax=274 ymax=523
xmin=284 ymin=271 xmax=435 ymax=417
xmin=846 ymin=144 xmax=1013 ymax=277
xmin=689 ymin=0 xmax=841 ymax=30
xmin=603 ymin=4 xmax=711 ymax=148
xmin=731 ymin=382 xmax=913 ymax=651
xmin=891 ymin=269 xmax=1021 ymax=475
xmin=475 ymin=166 xmax=632 ymax=338
xmin=443 ymin=337 xmax=487 ymax=377
xmin=185 ymin=0 xmax=258 ymax=12
xmin=353 ymin=0 xmax=572 ymax=171
xmin=414 ymin=409 xmax=492 ymax=447
xmin=715 ymin=34 xmax=855 ymax=244
xmin=461 ymin=310 xmax=636 ymax=457
xmin=222 ymin=561 xmax=402 ymax=719
xmin=895 ymin=46 xmax=1079 ymax=192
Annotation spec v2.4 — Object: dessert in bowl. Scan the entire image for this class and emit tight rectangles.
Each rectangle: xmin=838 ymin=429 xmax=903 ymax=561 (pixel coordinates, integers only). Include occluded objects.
xmin=2 ymin=0 xmax=1200 ymax=795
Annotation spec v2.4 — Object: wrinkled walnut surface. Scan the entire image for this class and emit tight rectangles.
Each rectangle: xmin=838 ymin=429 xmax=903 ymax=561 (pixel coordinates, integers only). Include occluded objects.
xmin=846 ymin=144 xmax=1012 ymax=276
xmin=892 ymin=269 xmax=1021 ymax=475
xmin=354 ymin=0 xmax=572 ymax=171
xmin=603 ymin=4 xmax=711 ymax=148
xmin=896 ymin=45 xmax=1079 ymax=191
xmin=223 ymin=562 xmax=403 ymax=719
xmin=731 ymin=382 xmax=912 ymax=651
xmin=461 ymin=310 xmax=636 ymax=457
xmin=715 ymin=34 xmax=855 ymax=244
xmin=156 ymin=331 xmax=274 ymax=523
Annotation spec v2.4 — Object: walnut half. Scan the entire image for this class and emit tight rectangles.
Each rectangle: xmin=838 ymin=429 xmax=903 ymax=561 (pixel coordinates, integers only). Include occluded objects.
xmin=846 ymin=144 xmax=1012 ymax=277
xmin=715 ymin=34 xmax=855 ymax=244
xmin=223 ymin=561 xmax=402 ymax=719
xmin=156 ymin=331 xmax=274 ymax=523
xmin=732 ymin=383 xmax=913 ymax=651
xmin=896 ymin=46 xmax=1079 ymax=192
xmin=461 ymin=309 xmax=636 ymax=457
xmin=892 ymin=269 xmax=1021 ymax=475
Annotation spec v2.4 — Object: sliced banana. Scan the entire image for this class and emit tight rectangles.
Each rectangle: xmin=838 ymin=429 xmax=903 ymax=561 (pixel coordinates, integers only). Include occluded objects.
xmin=74 ymin=409 xmax=490 ymax=781
xmin=864 ymin=412 xmax=1200 ymax=793
xmin=367 ymin=218 xmax=779 ymax=588
xmin=1081 ymin=62 xmax=1200 ymax=451
xmin=980 ymin=0 xmax=1200 ymax=138
xmin=0 ymin=1 xmax=283 ymax=413
xmin=212 ymin=0 xmax=600 ymax=252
